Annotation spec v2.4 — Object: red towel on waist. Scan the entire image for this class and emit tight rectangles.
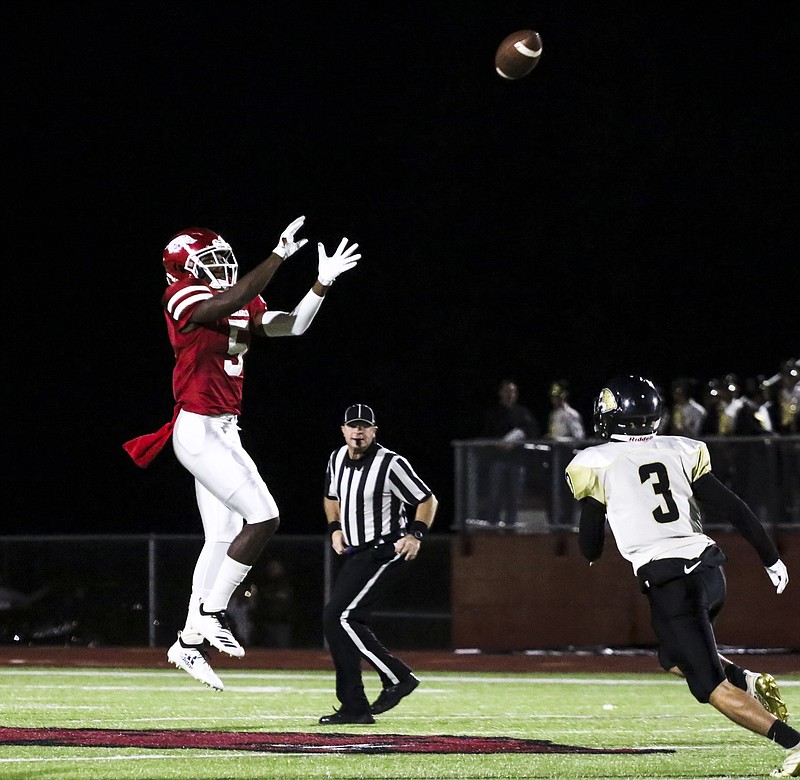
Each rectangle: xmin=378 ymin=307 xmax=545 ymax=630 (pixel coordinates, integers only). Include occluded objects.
xmin=122 ymin=406 xmax=180 ymax=468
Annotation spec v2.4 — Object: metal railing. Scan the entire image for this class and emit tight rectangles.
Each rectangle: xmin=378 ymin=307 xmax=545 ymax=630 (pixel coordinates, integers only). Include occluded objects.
xmin=452 ymin=435 xmax=800 ymax=533
xmin=0 ymin=534 xmax=451 ymax=649
xmin=2 ymin=436 xmax=796 ymax=650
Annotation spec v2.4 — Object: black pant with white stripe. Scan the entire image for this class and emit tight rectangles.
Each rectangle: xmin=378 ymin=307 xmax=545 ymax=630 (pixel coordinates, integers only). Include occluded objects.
xmin=323 ymin=541 xmax=413 ymax=713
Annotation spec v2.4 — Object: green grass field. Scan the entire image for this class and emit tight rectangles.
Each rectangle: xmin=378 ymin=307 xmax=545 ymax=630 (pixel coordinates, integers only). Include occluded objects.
xmin=0 ymin=666 xmax=797 ymax=779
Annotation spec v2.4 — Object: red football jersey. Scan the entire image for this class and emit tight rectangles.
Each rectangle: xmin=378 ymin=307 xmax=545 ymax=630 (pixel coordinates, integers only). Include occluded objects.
xmin=162 ymin=279 xmax=268 ymax=416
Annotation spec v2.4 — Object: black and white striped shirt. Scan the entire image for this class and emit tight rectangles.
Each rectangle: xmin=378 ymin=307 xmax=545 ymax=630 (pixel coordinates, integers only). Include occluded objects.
xmin=325 ymin=442 xmax=432 ymax=547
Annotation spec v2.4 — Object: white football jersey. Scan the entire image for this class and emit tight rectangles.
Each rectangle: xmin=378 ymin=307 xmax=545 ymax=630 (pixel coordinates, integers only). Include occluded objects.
xmin=565 ymin=435 xmax=715 ymax=573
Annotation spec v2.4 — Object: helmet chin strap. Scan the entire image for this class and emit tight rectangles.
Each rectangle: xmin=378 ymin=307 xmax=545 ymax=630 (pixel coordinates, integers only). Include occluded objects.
xmin=206 ymin=275 xmax=230 ymax=290
xmin=198 ymin=261 xmax=237 ymax=290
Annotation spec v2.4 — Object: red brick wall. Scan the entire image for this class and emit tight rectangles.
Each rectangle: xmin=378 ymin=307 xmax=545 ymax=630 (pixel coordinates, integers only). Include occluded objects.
xmin=451 ymin=530 xmax=800 ymax=649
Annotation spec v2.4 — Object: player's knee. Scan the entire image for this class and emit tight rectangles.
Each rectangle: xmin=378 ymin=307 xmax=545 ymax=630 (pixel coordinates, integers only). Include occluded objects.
xmin=260 ymin=516 xmax=280 ymax=535
xmin=657 ymin=648 xmax=675 ymax=672
xmin=228 ymin=516 xmax=279 ymax=564
xmin=245 ymin=514 xmax=279 ymax=533
xmin=686 ymin=667 xmax=726 ymax=703
xmin=248 ymin=516 xmax=279 ymax=547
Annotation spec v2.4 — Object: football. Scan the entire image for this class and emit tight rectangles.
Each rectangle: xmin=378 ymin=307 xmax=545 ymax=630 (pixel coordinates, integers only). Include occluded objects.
xmin=495 ymin=29 xmax=542 ymax=80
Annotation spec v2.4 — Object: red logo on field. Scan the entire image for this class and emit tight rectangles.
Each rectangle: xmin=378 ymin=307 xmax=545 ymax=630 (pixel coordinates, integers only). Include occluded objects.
xmin=0 ymin=727 xmax=672 ymax=754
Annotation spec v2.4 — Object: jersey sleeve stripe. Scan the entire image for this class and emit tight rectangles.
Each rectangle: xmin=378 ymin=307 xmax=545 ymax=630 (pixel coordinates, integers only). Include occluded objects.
xmin=166 ymin=286 xmax=213 ymax=318
xmin=388 ymin=457 xmax=431 ymax=503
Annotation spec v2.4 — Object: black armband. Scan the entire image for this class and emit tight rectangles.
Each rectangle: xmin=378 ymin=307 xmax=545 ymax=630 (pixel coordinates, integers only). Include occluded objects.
xmin=410 ymin=520 xmax=428 ymax=540
xmin=328 ymin=521 xmax=342 ymax=538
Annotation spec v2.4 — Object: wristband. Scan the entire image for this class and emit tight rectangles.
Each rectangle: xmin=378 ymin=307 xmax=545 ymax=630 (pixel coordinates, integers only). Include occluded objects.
xmin=328 ymin=521 xmax=342 ymax=538
xmin=410 ymin=520 xmax=428 ymax=540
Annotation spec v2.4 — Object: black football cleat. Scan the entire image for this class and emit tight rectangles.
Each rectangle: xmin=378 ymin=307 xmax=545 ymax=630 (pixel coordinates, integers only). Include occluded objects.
xmin=370 ymin=674 xmax=420 ymax=714
xmin=318 ymin=709 xmax=375 ymax=725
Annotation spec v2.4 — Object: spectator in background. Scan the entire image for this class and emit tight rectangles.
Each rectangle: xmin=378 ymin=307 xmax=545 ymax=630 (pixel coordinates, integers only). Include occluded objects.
xmin=717 ymin=374 xmax=742 ymax=435
xmin=259 ymin=559 xmax=295 ymax=648
xmin=763 ymin=359 xmax=800 ymax=435
xmin=716 ymin=374 xmax=772 ymax=436
xmin=546 ymin=379 xmax=586 ymax=439
xmin=481 ymin=379 xmax=540 ymax=528
xmin=763 ymin=359 xmax=800 ymax=525
xmin=740 ymin=377 xmax=773 ymax=435
xmin=654 ymin=380 xmax=672 ymax=434
xmin=667 ymin=378 xmax=707 ymax=438
xmin=700 ymin=378 xmax=723 ymax=435
xmin=545 ymin=379 xmax=586 ymax=531
xmin=733 ymin=378 xmax=775 ymax=518
xmin=707 ymin=374 xmax=750 ymax=435
xmin=226 ymin=582 xmax=259 ymax=647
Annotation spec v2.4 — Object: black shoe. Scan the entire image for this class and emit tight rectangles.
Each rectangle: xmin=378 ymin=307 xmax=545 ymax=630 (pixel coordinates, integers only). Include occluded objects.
xmin=370 ymin=674 xmax=420 ymax=714
xmin=318 ymin=709 xmax=375 ymax=725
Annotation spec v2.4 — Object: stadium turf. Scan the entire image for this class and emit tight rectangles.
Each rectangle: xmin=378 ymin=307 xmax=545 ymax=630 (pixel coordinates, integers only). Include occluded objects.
xmin=0 ymin=665 xmax=797 ymax=778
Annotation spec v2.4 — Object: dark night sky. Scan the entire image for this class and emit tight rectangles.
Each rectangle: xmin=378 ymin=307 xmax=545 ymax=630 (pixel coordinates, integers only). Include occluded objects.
xmin=8 ymin=3 xmax=798 ymax=537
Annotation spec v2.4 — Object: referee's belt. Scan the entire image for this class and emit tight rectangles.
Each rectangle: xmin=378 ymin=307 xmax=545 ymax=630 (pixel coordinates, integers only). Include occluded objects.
xmin=348 ymin=531 xmax=404 ymax=553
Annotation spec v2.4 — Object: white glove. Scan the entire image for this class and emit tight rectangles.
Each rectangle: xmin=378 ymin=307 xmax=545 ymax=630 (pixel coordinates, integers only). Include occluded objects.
xmin=273 ymin=216 xmax=309 ymax=259
xmin=317 ymin=237 xmax=361 ymax=285
xmin=765 ymin=559 xmax=788 ymax=594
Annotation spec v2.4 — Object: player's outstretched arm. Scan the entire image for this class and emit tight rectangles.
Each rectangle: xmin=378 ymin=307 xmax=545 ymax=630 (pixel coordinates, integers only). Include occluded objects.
xmin=259 ymin=237 xmax=361 ymax=337
xmin=692 ymin=472 xmax=782 ymax=566
xmin=317 ymin=237 xmax=360 ymax=286
xmin=692 ymin=472 xmax=789 ymax=593
xmin=190 ymin=217 xmax=309 ymax=325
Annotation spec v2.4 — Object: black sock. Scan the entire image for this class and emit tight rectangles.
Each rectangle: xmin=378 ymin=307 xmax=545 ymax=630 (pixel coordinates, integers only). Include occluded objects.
xmin=767 ymin=719 xmax=800 ymax=749
xmin=723 ymin=662 xmax=747 ymax=691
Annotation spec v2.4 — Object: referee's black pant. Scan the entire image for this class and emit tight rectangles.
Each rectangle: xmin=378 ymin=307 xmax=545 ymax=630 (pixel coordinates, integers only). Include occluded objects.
xmin=323 ymin=541 xmax=413 ymax=713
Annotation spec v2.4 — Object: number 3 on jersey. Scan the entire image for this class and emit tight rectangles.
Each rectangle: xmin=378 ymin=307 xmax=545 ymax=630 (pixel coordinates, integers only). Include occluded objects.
xmin=639 ymin=462 xmax=680 ymax=523
xmin=225 ymin=318 xmax=249 ymax=377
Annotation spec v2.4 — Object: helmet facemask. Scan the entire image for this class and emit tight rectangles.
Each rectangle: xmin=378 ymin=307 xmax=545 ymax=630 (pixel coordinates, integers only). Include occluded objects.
xmin=185 ymin=241 xmax=238 ymax=290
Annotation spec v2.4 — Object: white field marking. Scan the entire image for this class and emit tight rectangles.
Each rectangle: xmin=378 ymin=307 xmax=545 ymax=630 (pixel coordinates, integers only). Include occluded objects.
xmin=6 ymin=685 xmax=295 ymax=693
xmin=3 ymin=670 xmax=799 ymax=688
xmin=223 ymin=686 xmax=444 ymax=693
xmin=0 ymin=704 xmax=101 ymax=710
xmin=227 ymin=672 xmax=800 ymax=688
xmin=94 ymin=715 xmax=326 ymax=724
xmin=423 ymin=675 xmax=800 ymax=687
xmin=0 ymin=753 xmax=315 ymax=764
xmin=5 ymin=667 xmax=799 ymax=683
xmin=0 ymin=669 xmax=685 ymax=685
xmin=0 ymin=670 xmax=330 ymax=679
xmin=337 ymin=713 xmax=740 ymax=723
xmin=430 ymin=676 xmax=685 ymax=686
xmin=1 ymin=684 xmax=446 ymax=696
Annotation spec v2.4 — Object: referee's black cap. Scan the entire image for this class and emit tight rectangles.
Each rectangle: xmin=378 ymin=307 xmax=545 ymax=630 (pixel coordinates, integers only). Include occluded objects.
xmin=343 ymin=404 xmax=376 ymax=426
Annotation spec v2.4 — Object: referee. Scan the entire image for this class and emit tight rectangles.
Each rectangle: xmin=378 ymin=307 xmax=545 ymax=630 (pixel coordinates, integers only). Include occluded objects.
xmin=318 ymin=404 xmax=438 ymax=725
